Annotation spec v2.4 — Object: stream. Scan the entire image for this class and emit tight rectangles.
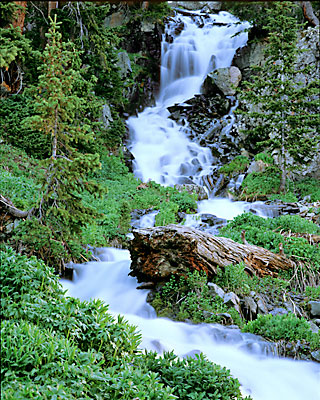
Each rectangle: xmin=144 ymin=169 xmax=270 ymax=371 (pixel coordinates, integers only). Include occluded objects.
xmin=62 ymin=9 xmax=320 ymax=400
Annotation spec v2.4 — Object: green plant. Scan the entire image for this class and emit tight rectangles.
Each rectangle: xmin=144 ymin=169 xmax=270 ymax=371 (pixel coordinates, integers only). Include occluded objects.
xmin=254 ymin=152 xmax=274 ymax=164
xmin=152 ymin=271 xmax=242 ymax=326
xmin=240 ymin=165 xmax=282 ymax=200
xmin=220 ymin=155 xmax=249 ymax=176
xmin=238 ymin=2 xmax=320 ymax=192
xmin=304 ymin=286 xmax=320 ymax=301
xmin=215 ymin=263 xmax=253 ymax=296
xmin=139 ymin=351 xmax=251 ymax=400
xmin=242 ymin=313 xmax=315 ymax=343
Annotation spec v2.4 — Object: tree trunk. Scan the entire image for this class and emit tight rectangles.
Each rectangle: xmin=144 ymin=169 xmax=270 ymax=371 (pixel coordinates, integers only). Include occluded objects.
xmin=129 ymin=224 xmax=295 ymax=283
xmin=12 ymin=1 xmax=27 ymax=33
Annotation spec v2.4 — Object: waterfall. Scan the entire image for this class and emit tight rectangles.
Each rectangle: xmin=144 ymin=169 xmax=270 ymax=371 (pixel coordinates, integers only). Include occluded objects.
xmin=127 ymin=11 xmax=249 ymax=187
xmin=62 ymin=8 xmax=320 ymax=400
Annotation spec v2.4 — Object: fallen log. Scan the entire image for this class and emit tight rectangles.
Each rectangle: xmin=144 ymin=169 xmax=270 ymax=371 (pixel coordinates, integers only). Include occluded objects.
xmin=0 ymin=194 xmax=33 ymax=218
xmin=129 ymin=224 xmax=295 ymax=282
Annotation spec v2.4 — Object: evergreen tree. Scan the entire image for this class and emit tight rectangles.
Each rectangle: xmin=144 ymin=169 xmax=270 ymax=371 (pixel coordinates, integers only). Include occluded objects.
xmin=238 ymin=2 xmax=320 ymax=192
xmin=23 ymin=15 xmax=103 ymax=239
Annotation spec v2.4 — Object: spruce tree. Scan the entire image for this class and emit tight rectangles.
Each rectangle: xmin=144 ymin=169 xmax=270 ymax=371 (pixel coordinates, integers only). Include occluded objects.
xmin=238 ymin=1 xmax=319 ymax=192
xmin=23 ymin=15 xmax=103 ymax=239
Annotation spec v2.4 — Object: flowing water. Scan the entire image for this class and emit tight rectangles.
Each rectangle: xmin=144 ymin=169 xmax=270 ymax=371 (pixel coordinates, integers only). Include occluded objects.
xmin=62 ymin=9 xmax=320 ymax=400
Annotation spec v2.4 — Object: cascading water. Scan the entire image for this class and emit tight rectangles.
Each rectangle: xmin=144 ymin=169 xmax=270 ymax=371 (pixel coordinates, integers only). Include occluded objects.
xmin=62 ymin=8 xmax=320 ymax=400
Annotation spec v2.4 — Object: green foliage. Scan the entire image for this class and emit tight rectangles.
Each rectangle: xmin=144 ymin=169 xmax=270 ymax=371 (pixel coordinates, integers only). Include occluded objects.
xmin=294 ymin=178 xmax=320 ymax=202
xmin=0 ymin=25 xmax=32 ymax=69
xmin=139 ymin=351 xmax=249 ymax=400
xmin=0 ymin=95 xmax=50 ymax=158
xmin=215 ymin=263 xmax=253 ymax=296
xmin=155 ymin=201 xmax=179 ymax=226
xmin=242 ymin=313 xmax=315 ymax=343
xmin=220 ymin=155 xmax=249 ymax=176
xmin=152 ymin=271 xmax=242 ymax=326
xmin=240 ymin=165 xmax=281 ymax=199
xmin=0 ymin=170 xmax=40 ymax=210
xmin=269 ymin=192 xmax=298 ymax=203
xmin=304 ymin=286 xmax=320 ymax=301
xmin=254 ymin=152 xmax=274 ymax=164
xmin=23 ymin=15 xmax=104 ymax=238
xmin=238 ymin=2 xmax=320 ymax=190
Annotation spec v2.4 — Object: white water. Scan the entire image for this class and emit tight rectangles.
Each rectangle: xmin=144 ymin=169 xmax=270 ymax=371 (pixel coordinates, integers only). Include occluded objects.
xmin=63 ymin=9 xmax=320 ymax=400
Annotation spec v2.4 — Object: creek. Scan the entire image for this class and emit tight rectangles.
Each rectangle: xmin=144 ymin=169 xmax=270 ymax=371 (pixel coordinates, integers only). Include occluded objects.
xmin=62 ymin=9 xmax=320 ymax=400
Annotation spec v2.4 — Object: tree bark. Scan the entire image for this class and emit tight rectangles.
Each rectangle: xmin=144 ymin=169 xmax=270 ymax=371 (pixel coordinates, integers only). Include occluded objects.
xmin=129 ymin=224 xmax=295 ymax=283
xmin=0 ymin=195 xmax=33 ymax=218
xmin=301 ymin=2 xmax=319 ymax=26
xmin=12 ymin=1 xmax=27 ymax=33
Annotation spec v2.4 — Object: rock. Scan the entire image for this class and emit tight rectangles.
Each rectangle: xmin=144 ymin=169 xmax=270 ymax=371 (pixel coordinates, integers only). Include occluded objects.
xmin=207 ymin=282 xmax=225 ymax=299
xmin=204 ymin=67 xmax=242 ymax=96
xmin=309 ymin=301 xmax=320 ymax=317
xmin=141 ymin=21 xmax=156 ymax=33
xmin=311 ymin=350 xmax=320 ymax=363
xmin=170 ymin=1 xmax=221 ymax=12
xmin=116 ymin=51 xmax=132 ymax=78
xmin=200 ymin=214 xmax=226 ymax=227
xmin=104 ymin=11 xmax=128 ymax=28
xmin=174 ymin=183 xmax=208 ymax=200
xmin=256 ymin=295 xmax=269 ymax=315
xmin=313 ymin=319 xmax=320 ymax=327
xmin=216 ymin=312 xmax=233 ymax=324
xmin=247 ymin=160 xmax=268 ymax=174
xmin=270 ymin=307 xmax=288 ymax=316
xmin=308 ymin=321 xmax=319 ymax=334
xmin=224 ymin=292 xmax=241 ymax=314
xmin=241 ymin=296 xmax=257 ymax=321
xmin=137 ymin=282 xmax=155 ymax=290
xmin=100 ymin=104 xmax=113 ymax=129
xmin=233 ymin=41 xmax=267 ymax=80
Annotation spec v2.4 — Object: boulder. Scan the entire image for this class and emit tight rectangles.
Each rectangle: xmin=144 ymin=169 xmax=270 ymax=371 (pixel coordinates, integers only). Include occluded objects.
xmin=309 ymin=301 xmax=320 ymax=317
xmin=223 ymin=292 xmax=241 ymax=314
xmin=174 ymin=183 xmax=208 ymax=200
xmin=100 ymin=104 xmax=113 ymax=129
xmin=207 ymin=282 xmax=225 ymax=299
xmin=241 ymin=296 xmax=257 ymax=320
xmin=247 ymin=160 xmax=268 ymax=174
xmin=170 ymin=2 xmax=221 ymax=12
xmin=204 ymin=67 xmax=242 ymax=96
xmin=116 ymin=51 xmax=132 ymax=78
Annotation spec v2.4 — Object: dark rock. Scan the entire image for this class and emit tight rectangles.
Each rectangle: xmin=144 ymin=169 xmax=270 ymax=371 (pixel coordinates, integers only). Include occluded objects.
xmin=309 ymin=301 xmax=320 ymax=317
xmin=270 ymin=307 xmax=288 ymax=316
xmin=200 ymin=214 xmax=226 ymax=227
xmin=241 ymin=296 xmax=257 ymax=321
xmin=137 ymin=282 xmax=155 ymax=290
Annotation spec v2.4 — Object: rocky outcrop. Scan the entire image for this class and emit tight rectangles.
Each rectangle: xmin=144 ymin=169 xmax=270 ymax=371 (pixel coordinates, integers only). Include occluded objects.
xmin=204 ymin=67 xmax=242 ymax=96
xmin=170 ymin=2 xmax=221 ymax=12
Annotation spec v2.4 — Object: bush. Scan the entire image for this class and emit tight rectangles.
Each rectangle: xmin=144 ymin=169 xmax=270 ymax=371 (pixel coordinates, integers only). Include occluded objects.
xmin=242 ymin=313 xmax=314 ymax=342
xmin=139 ymin=351 xmax=250 ymax=400
xmin=0 ymin=95 xmax=50 ymax=158
xmin=240 ymin=165 xmax=281 ymax=200
xmin=152 ymin=271 xmax=242 ymax=326
xmin=220 ymin=155 xmax=249 ymax=176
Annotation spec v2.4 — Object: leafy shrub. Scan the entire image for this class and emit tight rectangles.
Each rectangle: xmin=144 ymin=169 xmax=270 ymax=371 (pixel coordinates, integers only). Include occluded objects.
xmin=215 ymin=263 xmax=253 ymax=296
xmin=240 ymin=165 xmax=281 ymax=200
xmin=242 ymin=313 xmax=314 ymax=342
xmin=0 ymin=95 xmax=50 ymax=158
xmin=1 ymin=319 xmax=174 ymax=400
xmin=152 ymin=271 xmax=242 ymax=326
xmin=295 ymin=178 xmax=320 ymax=202
xmin=269 ymin=192 xmax=298 ymax=203
xmin=220 ymin=155 xmax=249 ymax=176
xmin=0 ymin=170 xmax=40 ymax=210
xmin=139 ymin=351 xmax=250 ymax=400
xmin=254 ymin=152 xmax=274 ymax=164
xmin=304 ymin=285 xmax=320 ymax=301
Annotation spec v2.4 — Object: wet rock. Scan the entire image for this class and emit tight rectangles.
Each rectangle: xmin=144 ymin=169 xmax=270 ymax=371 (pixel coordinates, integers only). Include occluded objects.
xmin=174 ymin=183 xmax=208 ymax=200
xmin=309 ymin=301 xmax=320 ymax=317
xmin=311 ymin=350 xmax=320 ymax=363
xmin=233 ymin=40 xmax=267 ymax=81
xmin=205 ymin=67 xmax=242 ymax=96
xmin=216 ymin=312 xmax=233 ymax=324
xmin=200 ymin=214 xmax=226 ymax=227
xmin=137 ymin=282 xmax=155 ymax=290
xmin=207 ymin=282 xmax=225 ymax=299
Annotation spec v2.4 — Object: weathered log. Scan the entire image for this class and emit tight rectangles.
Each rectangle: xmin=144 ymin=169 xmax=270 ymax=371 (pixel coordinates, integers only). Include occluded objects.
xmin=129 ymin=224 xmax=295 ymax=282
xmin=0 ymin=195 xmax=33 ymax=218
